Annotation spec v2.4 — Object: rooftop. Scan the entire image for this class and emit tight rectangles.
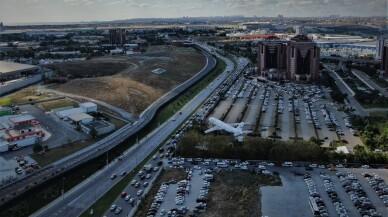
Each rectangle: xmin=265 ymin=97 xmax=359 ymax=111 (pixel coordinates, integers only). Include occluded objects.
xmin=83 ymin=120 xmax=113 ymax=130
xmin=68 ymin=113 xmax=94 ymax=122
xmin=0 ymin=61 xmax=39 ymax=75
xmin=8 ymin=114 xmax=35 ymax=124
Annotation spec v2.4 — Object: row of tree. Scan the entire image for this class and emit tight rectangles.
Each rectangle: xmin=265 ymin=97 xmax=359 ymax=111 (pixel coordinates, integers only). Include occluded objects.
xmin=176 ymin=128 xmax=387 ymax=164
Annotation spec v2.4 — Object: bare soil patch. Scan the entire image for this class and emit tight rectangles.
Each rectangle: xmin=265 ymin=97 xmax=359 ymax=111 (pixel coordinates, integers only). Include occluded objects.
xmin=51 ymin=46 xmax=206 ymax=115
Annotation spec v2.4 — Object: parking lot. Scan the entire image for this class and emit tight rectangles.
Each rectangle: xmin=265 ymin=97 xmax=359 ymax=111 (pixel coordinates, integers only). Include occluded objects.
xmin=0 ymin=104 xmax=87 ymax=160
xmin=261 ymin=166 xmax=387 ymax=217
xmin=208 ymin=78 xmax=363 ymax=150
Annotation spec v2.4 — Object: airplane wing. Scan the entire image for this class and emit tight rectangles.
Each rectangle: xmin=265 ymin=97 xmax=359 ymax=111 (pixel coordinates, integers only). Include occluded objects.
xmin=204 ymin=126 xmax=221 ymax=134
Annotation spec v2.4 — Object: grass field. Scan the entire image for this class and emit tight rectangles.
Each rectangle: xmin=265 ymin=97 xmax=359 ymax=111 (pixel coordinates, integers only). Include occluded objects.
xmin=46 ymin=57 xmax=133 ymax=78
xmin=203 ymin=170 xmax=281 ymax=217
xmin=31 ymin=139 xmax=96 ymax=167
xmin=38 ymin=98 xmax=76 ymax=111
xmin=52 ymin=46 xmax=206 ymax=115
xmin=0 ymin=85 xmax=53 ymax=106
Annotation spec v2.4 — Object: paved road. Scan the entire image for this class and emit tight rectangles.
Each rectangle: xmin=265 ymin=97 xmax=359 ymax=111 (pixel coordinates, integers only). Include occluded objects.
xmin=324 ymin=64 xmax=368 ymax=117
xmin=31 ymin=44 xmax=242 ymax=217
xmin=352 ymin=69 xmax=388 ymax=97
xmin=38 ymin=86 xmax=137 ymax=122
xmin=0 ymin=45 xmax=216 ymax=206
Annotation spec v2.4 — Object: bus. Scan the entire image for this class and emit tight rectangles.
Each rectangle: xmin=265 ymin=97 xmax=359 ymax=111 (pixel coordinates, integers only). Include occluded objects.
xmin=308 ymin=197 xmax=320 ymax=216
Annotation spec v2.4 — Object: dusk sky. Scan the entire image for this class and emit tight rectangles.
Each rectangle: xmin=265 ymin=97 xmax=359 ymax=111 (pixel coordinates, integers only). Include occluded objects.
xmin=0 ymin=0 xmax=387 ymax=24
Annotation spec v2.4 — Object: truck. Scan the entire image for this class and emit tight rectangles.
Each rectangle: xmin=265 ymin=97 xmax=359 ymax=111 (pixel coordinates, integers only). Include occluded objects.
xmin=143 ymin=164 xmax=152 ymax=172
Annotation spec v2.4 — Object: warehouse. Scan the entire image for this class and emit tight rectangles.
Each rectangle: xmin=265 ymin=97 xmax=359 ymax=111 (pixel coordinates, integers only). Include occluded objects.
xmin=68 ymin=113 xmax=94 ymax=125
xmin=81 ymin=120 xmax=115 ymax=136
xmin=0 ymin=61 xmax=40 ymax=81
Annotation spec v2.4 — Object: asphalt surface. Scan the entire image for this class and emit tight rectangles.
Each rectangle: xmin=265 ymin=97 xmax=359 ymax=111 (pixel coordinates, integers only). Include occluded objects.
xmin=30 ymin=44 xmax=241 ymax=217
xmin=0 ymin=44 xmax=217 ymax=207
xmin=352 ymin=69 xmax=388 ymax=97
xmin=0 ymin=104 xmax=86 ymax=160
xmin=324 ymin=64 xmax=368 ymax=117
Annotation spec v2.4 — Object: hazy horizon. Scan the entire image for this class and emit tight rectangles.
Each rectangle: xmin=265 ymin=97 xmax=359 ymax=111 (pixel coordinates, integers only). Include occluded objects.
xmin=0 ymin=0 xmax=387 ymax=24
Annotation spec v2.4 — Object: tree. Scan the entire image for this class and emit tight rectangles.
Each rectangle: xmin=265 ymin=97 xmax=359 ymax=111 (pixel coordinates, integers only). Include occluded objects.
xmin=32 ymin=143 xmax=43 ymax=153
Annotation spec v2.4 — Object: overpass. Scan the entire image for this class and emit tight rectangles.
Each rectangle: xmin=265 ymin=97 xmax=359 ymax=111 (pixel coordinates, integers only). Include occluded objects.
xmin=0 ymin=44 xmax=216 ymax=207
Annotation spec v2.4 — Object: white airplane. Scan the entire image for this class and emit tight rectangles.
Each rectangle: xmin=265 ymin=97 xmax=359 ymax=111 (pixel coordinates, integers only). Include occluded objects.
xmin=204 ymin=117 xmax=251 ymax=142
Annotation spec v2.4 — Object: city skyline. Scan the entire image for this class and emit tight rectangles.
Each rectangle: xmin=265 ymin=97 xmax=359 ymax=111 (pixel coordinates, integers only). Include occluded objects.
xmin=0 ymin=0 xmax=387 ymax=24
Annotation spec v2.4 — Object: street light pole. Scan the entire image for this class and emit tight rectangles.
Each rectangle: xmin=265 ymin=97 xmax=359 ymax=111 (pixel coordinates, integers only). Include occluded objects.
xmin=62 ymin=177 xmax=65 ymax=200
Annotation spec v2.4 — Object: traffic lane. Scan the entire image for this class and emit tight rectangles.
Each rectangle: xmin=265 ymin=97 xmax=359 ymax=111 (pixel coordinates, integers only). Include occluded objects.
xmin=3 ymin=46 xmax=217 ymax=207
xmin=35 ymin=53 xmax=237 ymax=216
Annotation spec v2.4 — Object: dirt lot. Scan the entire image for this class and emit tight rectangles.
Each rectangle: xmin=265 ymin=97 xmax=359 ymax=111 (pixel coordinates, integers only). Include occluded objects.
xmin=134 ymin=168 xmax=187 ymax=217
xmin=46 ymin=56 xmax=132 ymax=79
xmin=202 ymin=170 xmax=281 ymax=217
xmin=0 ymin=85 xmax=54 ymax=106
xmin=38 ymin=98 xmax=76 ymax=110
xmin=51 ymin=46 xmax=206 ymax=114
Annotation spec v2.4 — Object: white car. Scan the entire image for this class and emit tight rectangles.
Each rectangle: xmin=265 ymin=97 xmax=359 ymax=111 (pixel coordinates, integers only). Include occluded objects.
xmin=137 ymin=190 xmax=143 ymax=196
xmin=125 ymin=195 xmax=130 ymax=201
xmin=110 ymin=204 xmax=117 ymax=211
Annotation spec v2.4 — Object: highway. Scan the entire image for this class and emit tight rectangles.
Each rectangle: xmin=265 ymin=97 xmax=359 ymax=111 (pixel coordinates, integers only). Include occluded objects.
xmin=31 ymin=43 xmax=241 ymax=217
xmin=0 ymin=45 xmax=215 ymax=207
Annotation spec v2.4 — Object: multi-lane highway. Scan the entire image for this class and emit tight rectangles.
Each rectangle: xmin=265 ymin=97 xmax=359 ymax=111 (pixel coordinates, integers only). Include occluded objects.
xmin=31 ymin=43 xmax=242 ymax=217
xmin=0 ymin=45 xmax=215 ymax=207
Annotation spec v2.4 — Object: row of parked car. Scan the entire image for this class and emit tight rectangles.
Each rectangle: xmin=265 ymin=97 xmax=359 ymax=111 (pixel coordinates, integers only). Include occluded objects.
xmin=362 ymin=172 xmax=388 ymax=207
xmin=303 ymin=173 xmax=330 ymax=217
xmin=336 ymin=172 xmax=382 ymax=217
xmin=320 ymin=172 xmax=349 ymax=217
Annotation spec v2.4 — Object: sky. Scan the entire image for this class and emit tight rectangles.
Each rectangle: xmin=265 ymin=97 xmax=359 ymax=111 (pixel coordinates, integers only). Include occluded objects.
xmin=0 ymin=0 xmax=387 ymax=24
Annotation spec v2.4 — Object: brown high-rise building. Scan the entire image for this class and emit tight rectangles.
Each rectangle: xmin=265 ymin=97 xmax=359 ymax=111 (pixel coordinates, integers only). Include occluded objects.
xmin=109 ymin=29 xmax=126 ymax=45
xmin=287 ymin=35 xmax=320 ymax=82
xmin=257 ymin=36 xmax=288 ymax=79
xmin=257 ymin=35 xmax=320 ymax=82
xmin=379 ymin=41 xmax=388 ymax=77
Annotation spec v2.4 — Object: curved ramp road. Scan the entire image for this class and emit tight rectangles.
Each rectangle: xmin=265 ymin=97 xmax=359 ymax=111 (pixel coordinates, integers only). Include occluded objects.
xmin=31 ymin=44 xmax=243 ymax=217
xmin=0 ymin=45 xmax=214 ymax=207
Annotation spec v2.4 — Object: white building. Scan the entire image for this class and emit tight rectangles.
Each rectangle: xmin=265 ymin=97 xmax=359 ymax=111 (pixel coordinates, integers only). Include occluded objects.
xmin=68 ymin=113 xmax=94 ymax=125
xmin=80 ymin=102 xmax=97 ymax=113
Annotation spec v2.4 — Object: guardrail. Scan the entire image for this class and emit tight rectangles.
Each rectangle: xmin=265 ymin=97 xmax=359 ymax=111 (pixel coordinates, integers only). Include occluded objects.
xmin=0 ymin=44 xmax=216 ymax=206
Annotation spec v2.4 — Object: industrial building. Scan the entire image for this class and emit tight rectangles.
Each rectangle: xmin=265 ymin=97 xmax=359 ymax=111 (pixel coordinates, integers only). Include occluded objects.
xmin=54 ymin=102 xmax=97 ymax=119
xmin=109 ymin=29 xmax=126 ymax=45
xmin=81 ymin=120 xmax=115 ymax=136
xmin=0 ymin=61 xmax=40 ymax=82
xmin=68 ymin=113 xmax=94 ymax=125
xmin=0 ymin=114 xmax=44 ymax=152
xmin=257 ymin=35 xmax=320 ymax=82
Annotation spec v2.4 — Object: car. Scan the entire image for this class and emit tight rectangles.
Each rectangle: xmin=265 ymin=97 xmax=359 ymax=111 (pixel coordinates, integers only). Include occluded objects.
xmin=143 ymin=182 xmax=149 ymax=187
xmin=120 ymin=171 xmax=126 ymax=176
xmin=135 ymin=182 xmax=140 ymax=188
xmin=137 ymin=190 xmax=144 ymax=196
xmin=160 ymin=209 xmax=166 ymax=216
xmin=128 ymin=198 xmax=135 ymax=204
xmin=361 ymin=165 xmax=370 ymax=169
xmin=131 ymin=180 xmax=137 ymax=185
xmin=110 ymin=204 xmax=117 ymax=211
xmin=114 ymin=207 xmax=122 ymax=214
xmin=110 ymin=174 xmax=117 ymax=179
xmin=152 ymin=155 xmax=157 ymax=160
xmin=146 ymin=174 xmax=151 ymax=179
xmin=153 ymin=166 xmax=159 ymax=172
xmin=120 ymin=192 xmax=127 ymax=198
xmin=125 ymin=195 xmax=130 ymax=201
